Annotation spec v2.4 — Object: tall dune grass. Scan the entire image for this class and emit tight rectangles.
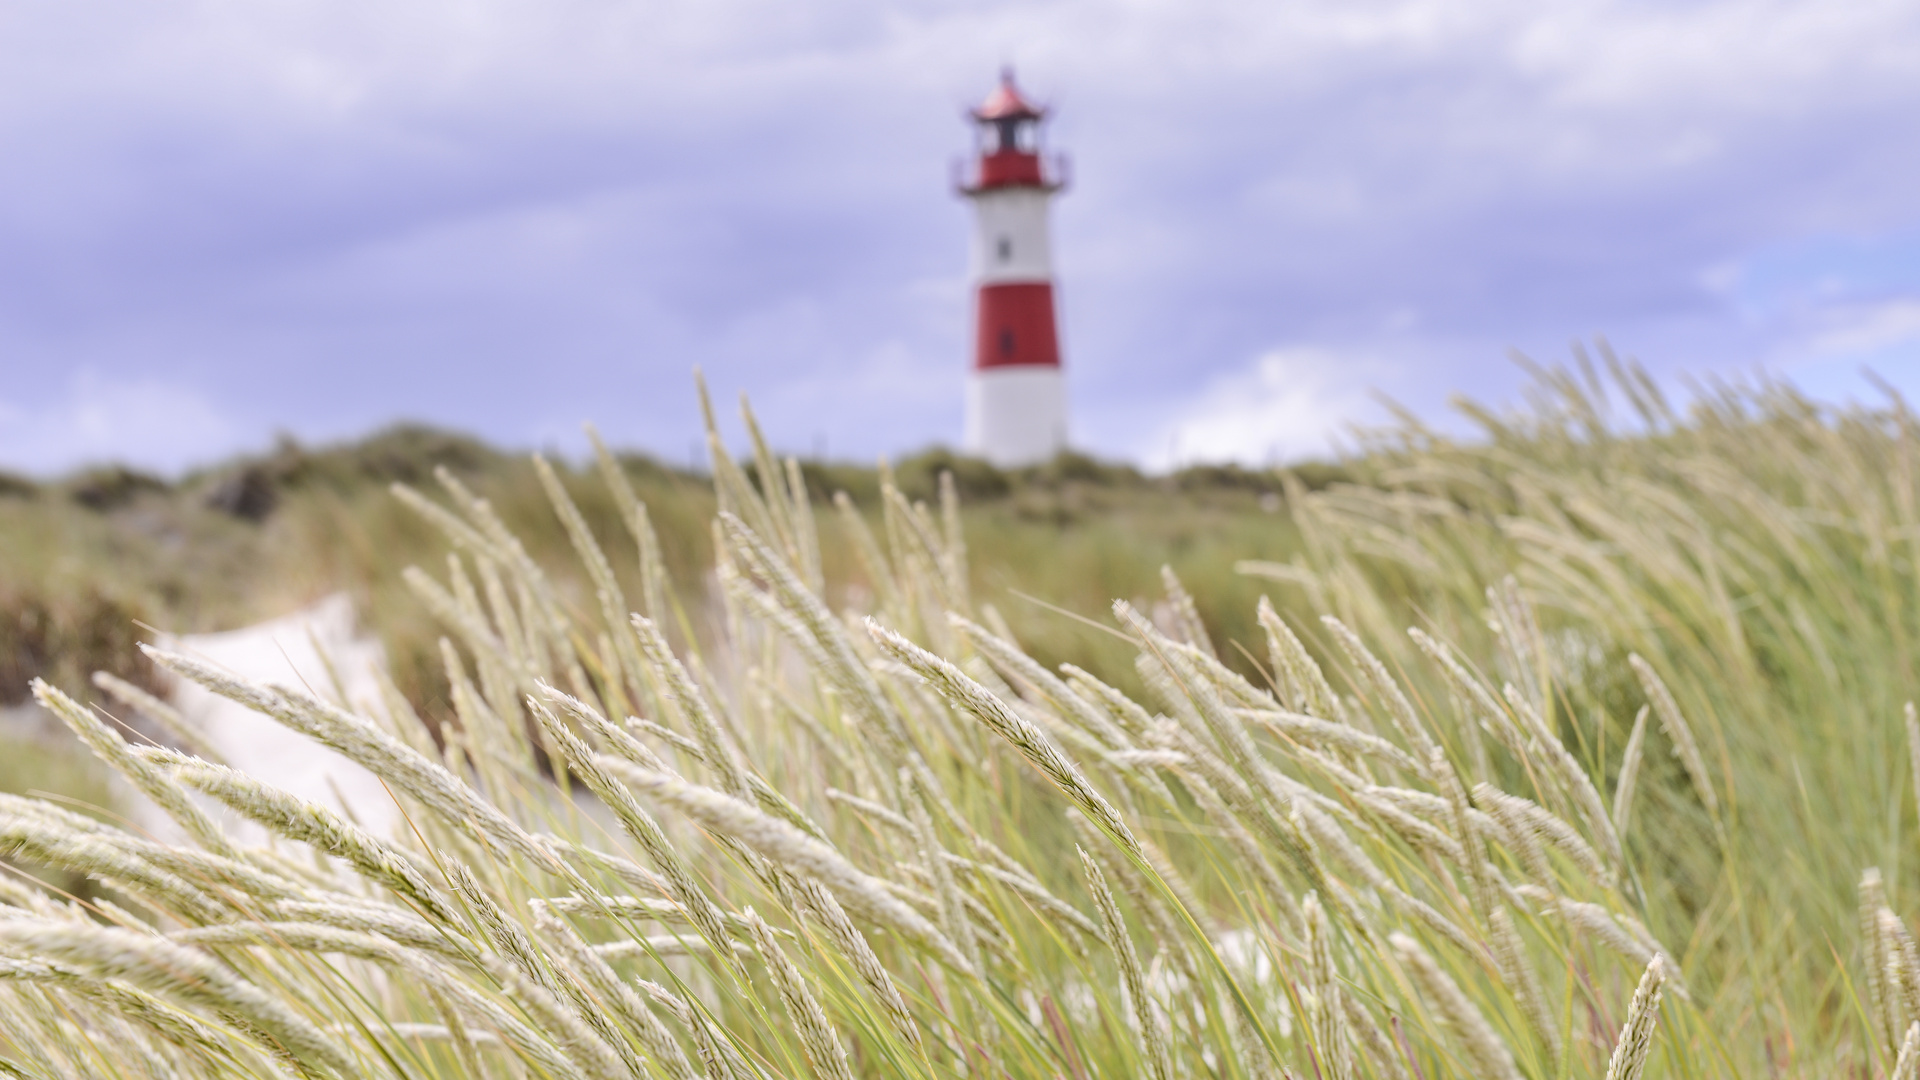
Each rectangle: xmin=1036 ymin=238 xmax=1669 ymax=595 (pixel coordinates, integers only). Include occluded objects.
xmin=1 ymin=361 xmax=1917 ymax=1077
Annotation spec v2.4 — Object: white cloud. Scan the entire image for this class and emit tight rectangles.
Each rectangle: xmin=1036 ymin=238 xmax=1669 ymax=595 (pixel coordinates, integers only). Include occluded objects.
xmin=1804 ymin=298 xmax=1920 ymax=357
xmin=1141 ymin=347 xmax=1378 ymax=471
xmin=0 ymin=372 xmax=250 ymax=477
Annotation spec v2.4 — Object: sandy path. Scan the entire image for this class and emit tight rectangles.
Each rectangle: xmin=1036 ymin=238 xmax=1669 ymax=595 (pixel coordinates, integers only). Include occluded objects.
xmin=152 ymin=593 xmax=402 ymax=842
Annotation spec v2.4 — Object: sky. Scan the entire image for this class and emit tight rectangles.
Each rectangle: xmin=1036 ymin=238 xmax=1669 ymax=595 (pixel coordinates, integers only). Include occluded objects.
xmin=5 ymin=0 xmax=1920 ymax=476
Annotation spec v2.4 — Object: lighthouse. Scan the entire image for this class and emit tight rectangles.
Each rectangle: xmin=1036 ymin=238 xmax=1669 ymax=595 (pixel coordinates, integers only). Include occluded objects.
xmin=960 ymin=69 xmax=1067 ymax=468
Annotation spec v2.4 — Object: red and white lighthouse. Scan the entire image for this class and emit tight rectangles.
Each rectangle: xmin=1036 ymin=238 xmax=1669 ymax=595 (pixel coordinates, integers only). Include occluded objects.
xmin=960 ymin=69 xmax=1067 ymax=467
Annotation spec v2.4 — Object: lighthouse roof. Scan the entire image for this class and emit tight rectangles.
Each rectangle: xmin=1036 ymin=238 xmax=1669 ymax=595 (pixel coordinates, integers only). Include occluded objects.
xmin=972 ymin=69 xmax=1044 ymax=121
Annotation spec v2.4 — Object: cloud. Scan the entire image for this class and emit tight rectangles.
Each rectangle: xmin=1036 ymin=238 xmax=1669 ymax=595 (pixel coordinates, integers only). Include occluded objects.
xmin=0 ymin=373 xmax=251 ymax=477
xmin=1141 ymin=347 xmax=1380 ymax=470
xmin=1805 ymin=299 xmax=1920 ymax=357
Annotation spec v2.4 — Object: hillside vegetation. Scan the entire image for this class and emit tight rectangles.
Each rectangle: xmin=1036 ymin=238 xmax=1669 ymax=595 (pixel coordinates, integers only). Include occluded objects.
xmin=1 ymin=361 xmax=1917 ymax=1077
xmin=0 ymin=424 xmax=1337 ymax=717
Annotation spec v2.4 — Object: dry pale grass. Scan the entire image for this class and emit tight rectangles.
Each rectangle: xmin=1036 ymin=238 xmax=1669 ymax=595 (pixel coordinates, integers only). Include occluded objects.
xmin=1 ymin=359 xmax=1917 ymax=1077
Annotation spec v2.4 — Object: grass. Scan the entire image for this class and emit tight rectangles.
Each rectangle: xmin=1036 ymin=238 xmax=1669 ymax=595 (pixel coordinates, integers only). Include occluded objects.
xmin=0 ymin=422 xmax=1327 ymax=715
xmin=0 ymin=358 xmax=1915 ymax=1077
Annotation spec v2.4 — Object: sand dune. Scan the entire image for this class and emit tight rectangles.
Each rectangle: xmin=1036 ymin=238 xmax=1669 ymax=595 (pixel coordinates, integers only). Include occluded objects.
xmin=151 ymin=593 xmax=401 ymax=841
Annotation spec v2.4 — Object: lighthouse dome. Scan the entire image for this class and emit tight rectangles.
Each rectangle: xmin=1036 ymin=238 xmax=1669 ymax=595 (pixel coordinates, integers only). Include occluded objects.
xmin=972 ymin=69 xmax=1045 ymax=121
xmin=963 ymin=69 xmax=1058 ymax=192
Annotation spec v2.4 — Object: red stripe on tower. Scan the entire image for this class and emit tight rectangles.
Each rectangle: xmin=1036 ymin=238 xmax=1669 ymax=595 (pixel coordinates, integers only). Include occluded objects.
xmin=974 ymin=282 xmax=1061 ymax=370
xmin=958 ymin=69 xmax=1068 ymax=467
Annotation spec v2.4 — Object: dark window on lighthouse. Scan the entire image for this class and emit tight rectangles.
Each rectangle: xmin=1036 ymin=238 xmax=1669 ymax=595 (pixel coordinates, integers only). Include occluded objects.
xmin=995 ymin=117 xmax=1020 ymax=153
xmin=999 ymin=329 xmax=1015 ymax=357
xmin=996 ymin=236 xmax=1012 ymax=262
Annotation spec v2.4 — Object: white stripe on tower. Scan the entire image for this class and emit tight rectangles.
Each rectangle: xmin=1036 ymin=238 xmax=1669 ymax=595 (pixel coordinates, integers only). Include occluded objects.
xmin=971 ymin=188 xmax=1054 ymax=283
xmin=960 ymin=69 xmax=1067 ymax=468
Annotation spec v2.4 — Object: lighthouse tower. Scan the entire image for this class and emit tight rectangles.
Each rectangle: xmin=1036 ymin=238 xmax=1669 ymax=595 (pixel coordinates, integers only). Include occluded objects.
xmin=960 ymin=69 xmax=1067 ymax=468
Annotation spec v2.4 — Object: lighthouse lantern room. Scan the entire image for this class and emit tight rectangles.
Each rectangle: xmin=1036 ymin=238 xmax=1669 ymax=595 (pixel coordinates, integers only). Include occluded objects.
xmin=960 ymin=69 xmax=1067 ymax=468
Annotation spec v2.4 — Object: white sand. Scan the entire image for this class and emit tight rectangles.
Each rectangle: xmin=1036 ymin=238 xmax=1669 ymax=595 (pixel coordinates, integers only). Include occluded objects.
xmin=151 ymin=593 xmax=402 ymax=842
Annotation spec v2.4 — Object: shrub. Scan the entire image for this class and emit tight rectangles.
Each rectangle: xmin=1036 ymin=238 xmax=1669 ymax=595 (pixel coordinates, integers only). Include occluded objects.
xmin=64 ymin=465 xmax=168 ymax=511
xmin=0 ymin=585 xmax=163 ymax=706
xmin=0 ymin=470 xmax=37 ymax=500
